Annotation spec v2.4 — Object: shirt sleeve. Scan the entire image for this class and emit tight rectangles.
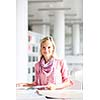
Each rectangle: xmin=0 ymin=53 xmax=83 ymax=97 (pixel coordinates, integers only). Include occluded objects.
xmin=34 ymin=62 xmax=40 ymax=85
xmin=60 ymin=59 xmax=69 ymax=82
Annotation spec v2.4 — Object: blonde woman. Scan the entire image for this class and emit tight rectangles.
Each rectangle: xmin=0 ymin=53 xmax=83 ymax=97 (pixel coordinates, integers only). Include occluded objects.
xmin=17 ymin=36 xmax=73 ymax=90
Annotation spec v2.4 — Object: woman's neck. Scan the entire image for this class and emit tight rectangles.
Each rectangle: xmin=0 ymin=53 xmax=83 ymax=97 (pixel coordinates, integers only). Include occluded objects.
xmin=44 ymin=56 xmax=52 ymax=63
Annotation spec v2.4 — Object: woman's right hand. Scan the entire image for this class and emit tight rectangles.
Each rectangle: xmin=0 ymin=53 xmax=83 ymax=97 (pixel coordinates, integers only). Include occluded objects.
xmin=16 ymin=83 xmax=34 ymax=87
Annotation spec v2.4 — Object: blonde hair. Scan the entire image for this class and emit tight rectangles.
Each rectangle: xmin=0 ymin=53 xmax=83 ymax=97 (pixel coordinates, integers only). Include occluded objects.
xmin=40 ymin=36 xmax=57 ymax=59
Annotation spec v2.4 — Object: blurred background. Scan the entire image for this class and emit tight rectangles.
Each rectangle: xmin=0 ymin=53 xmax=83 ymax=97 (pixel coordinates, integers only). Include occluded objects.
xmin=16 ymin=0 xmax=83 ymax=90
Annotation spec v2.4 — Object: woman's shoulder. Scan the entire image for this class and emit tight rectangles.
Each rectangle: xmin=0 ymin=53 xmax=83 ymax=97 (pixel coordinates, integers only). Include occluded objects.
xmin=54 ymin=58 xmax=64 ymax=62
xmin=35 ymin=61 xmax=40 ymax=67
xmin=54 ymin=58 xmax=65 ymax=65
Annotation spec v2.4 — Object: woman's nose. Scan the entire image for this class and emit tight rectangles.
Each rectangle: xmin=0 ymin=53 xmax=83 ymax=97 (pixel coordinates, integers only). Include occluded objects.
xmin=45 ymin=47 xmax=48 ymax=52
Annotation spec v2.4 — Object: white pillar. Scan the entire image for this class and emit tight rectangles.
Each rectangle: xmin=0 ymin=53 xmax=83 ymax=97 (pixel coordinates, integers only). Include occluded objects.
xmin=65 ymin=25 xmax=72 ymax=55
xmin=42 ymin=25 xmax=50 ymax=36
xmin=53 ymin=11 xmax=65 ymax=59
xmin=42 ymin=11 xmax=50 ymax=36
xmin=72 ymin=24 xmax=80 ymax=55
xmin=16 ymin=0 xmax=28 ymax=82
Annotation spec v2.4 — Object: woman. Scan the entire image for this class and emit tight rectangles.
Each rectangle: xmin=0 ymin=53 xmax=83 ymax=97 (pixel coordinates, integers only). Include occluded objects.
xmin=17 ymin=36 xmax=73 ymax=90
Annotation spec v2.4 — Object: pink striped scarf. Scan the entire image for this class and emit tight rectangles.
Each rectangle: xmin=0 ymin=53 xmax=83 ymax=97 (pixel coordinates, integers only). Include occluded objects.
xmin=40 ymin=57 xmax=54 ymax=74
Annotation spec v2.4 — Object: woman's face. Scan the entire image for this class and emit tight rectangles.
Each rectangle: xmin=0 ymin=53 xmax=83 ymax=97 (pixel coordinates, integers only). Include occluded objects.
xmin=41 ymin=40 xmax=54 ymax=61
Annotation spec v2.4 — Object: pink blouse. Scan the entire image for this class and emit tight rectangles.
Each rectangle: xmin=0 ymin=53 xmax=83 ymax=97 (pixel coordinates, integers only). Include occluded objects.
xmin=34 ymin=59 xmax=69 ymax=85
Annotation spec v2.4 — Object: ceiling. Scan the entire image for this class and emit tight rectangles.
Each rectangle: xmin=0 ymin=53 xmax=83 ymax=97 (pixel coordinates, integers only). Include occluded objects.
xmin=28 ymin=0 xmax=83 ymax=28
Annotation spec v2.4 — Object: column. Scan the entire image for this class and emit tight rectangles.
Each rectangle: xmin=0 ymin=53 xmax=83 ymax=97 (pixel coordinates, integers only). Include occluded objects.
xmin=42 ymin=11 xmax=50 ymax=36
xmin=16 ymin=0 xmax=28 ymax=82
xmin=53 ymin=11 xmax=65 ymax=59
xmin=72 ymin=24 xmax=80 ymax=55
xmin=65 ymin=25 xmax=72 ymax=55
xmin=42 ymin=24 xmax=50 ymax=36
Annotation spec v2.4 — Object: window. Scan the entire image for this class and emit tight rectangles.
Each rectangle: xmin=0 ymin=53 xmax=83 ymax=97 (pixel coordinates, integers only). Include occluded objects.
xmin=28 ymin=56 xmax=31 ymax=62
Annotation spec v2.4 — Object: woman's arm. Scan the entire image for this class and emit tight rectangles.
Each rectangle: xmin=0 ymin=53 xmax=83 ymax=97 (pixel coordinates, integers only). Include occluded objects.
xmin=56 ymin=79 xmax=73 ymax=89
xmin=16 ymin=81 xmax=37 ymax=87
xmin=47 ymin=59 xmax=73 ymax=90
xmin=47 ymin=79 xmax=73 ymax=90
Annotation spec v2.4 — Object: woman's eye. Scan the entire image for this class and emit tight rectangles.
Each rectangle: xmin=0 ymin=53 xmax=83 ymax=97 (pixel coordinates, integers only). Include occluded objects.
xmin=48 ymin=46 xmax=51 ymax=49
xmin=42 ymin=47 xmax=45 ymax=49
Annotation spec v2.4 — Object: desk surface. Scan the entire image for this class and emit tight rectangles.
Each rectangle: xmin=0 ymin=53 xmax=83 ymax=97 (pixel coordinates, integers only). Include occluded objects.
xmin=16 ymin=89 xmax=83 ymax=100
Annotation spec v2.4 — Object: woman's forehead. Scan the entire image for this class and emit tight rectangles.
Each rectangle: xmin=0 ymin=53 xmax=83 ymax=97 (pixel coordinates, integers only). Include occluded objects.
xmin=41 ymin=40 xmax=52 ymax=46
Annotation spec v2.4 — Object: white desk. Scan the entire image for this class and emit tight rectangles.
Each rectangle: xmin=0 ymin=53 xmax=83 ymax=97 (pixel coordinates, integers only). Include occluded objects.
xmin=16 ymin=89 xmax=83 ymax=100
xmin=16 ymin=89 xmax=46 ymax=100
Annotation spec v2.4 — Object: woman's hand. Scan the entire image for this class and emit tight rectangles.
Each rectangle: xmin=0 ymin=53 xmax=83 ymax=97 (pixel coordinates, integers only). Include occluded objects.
xmin=16 ymin=82 xmax=35 ymax=87
xmin=47 ymin=83 xmax=56 ymax=90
